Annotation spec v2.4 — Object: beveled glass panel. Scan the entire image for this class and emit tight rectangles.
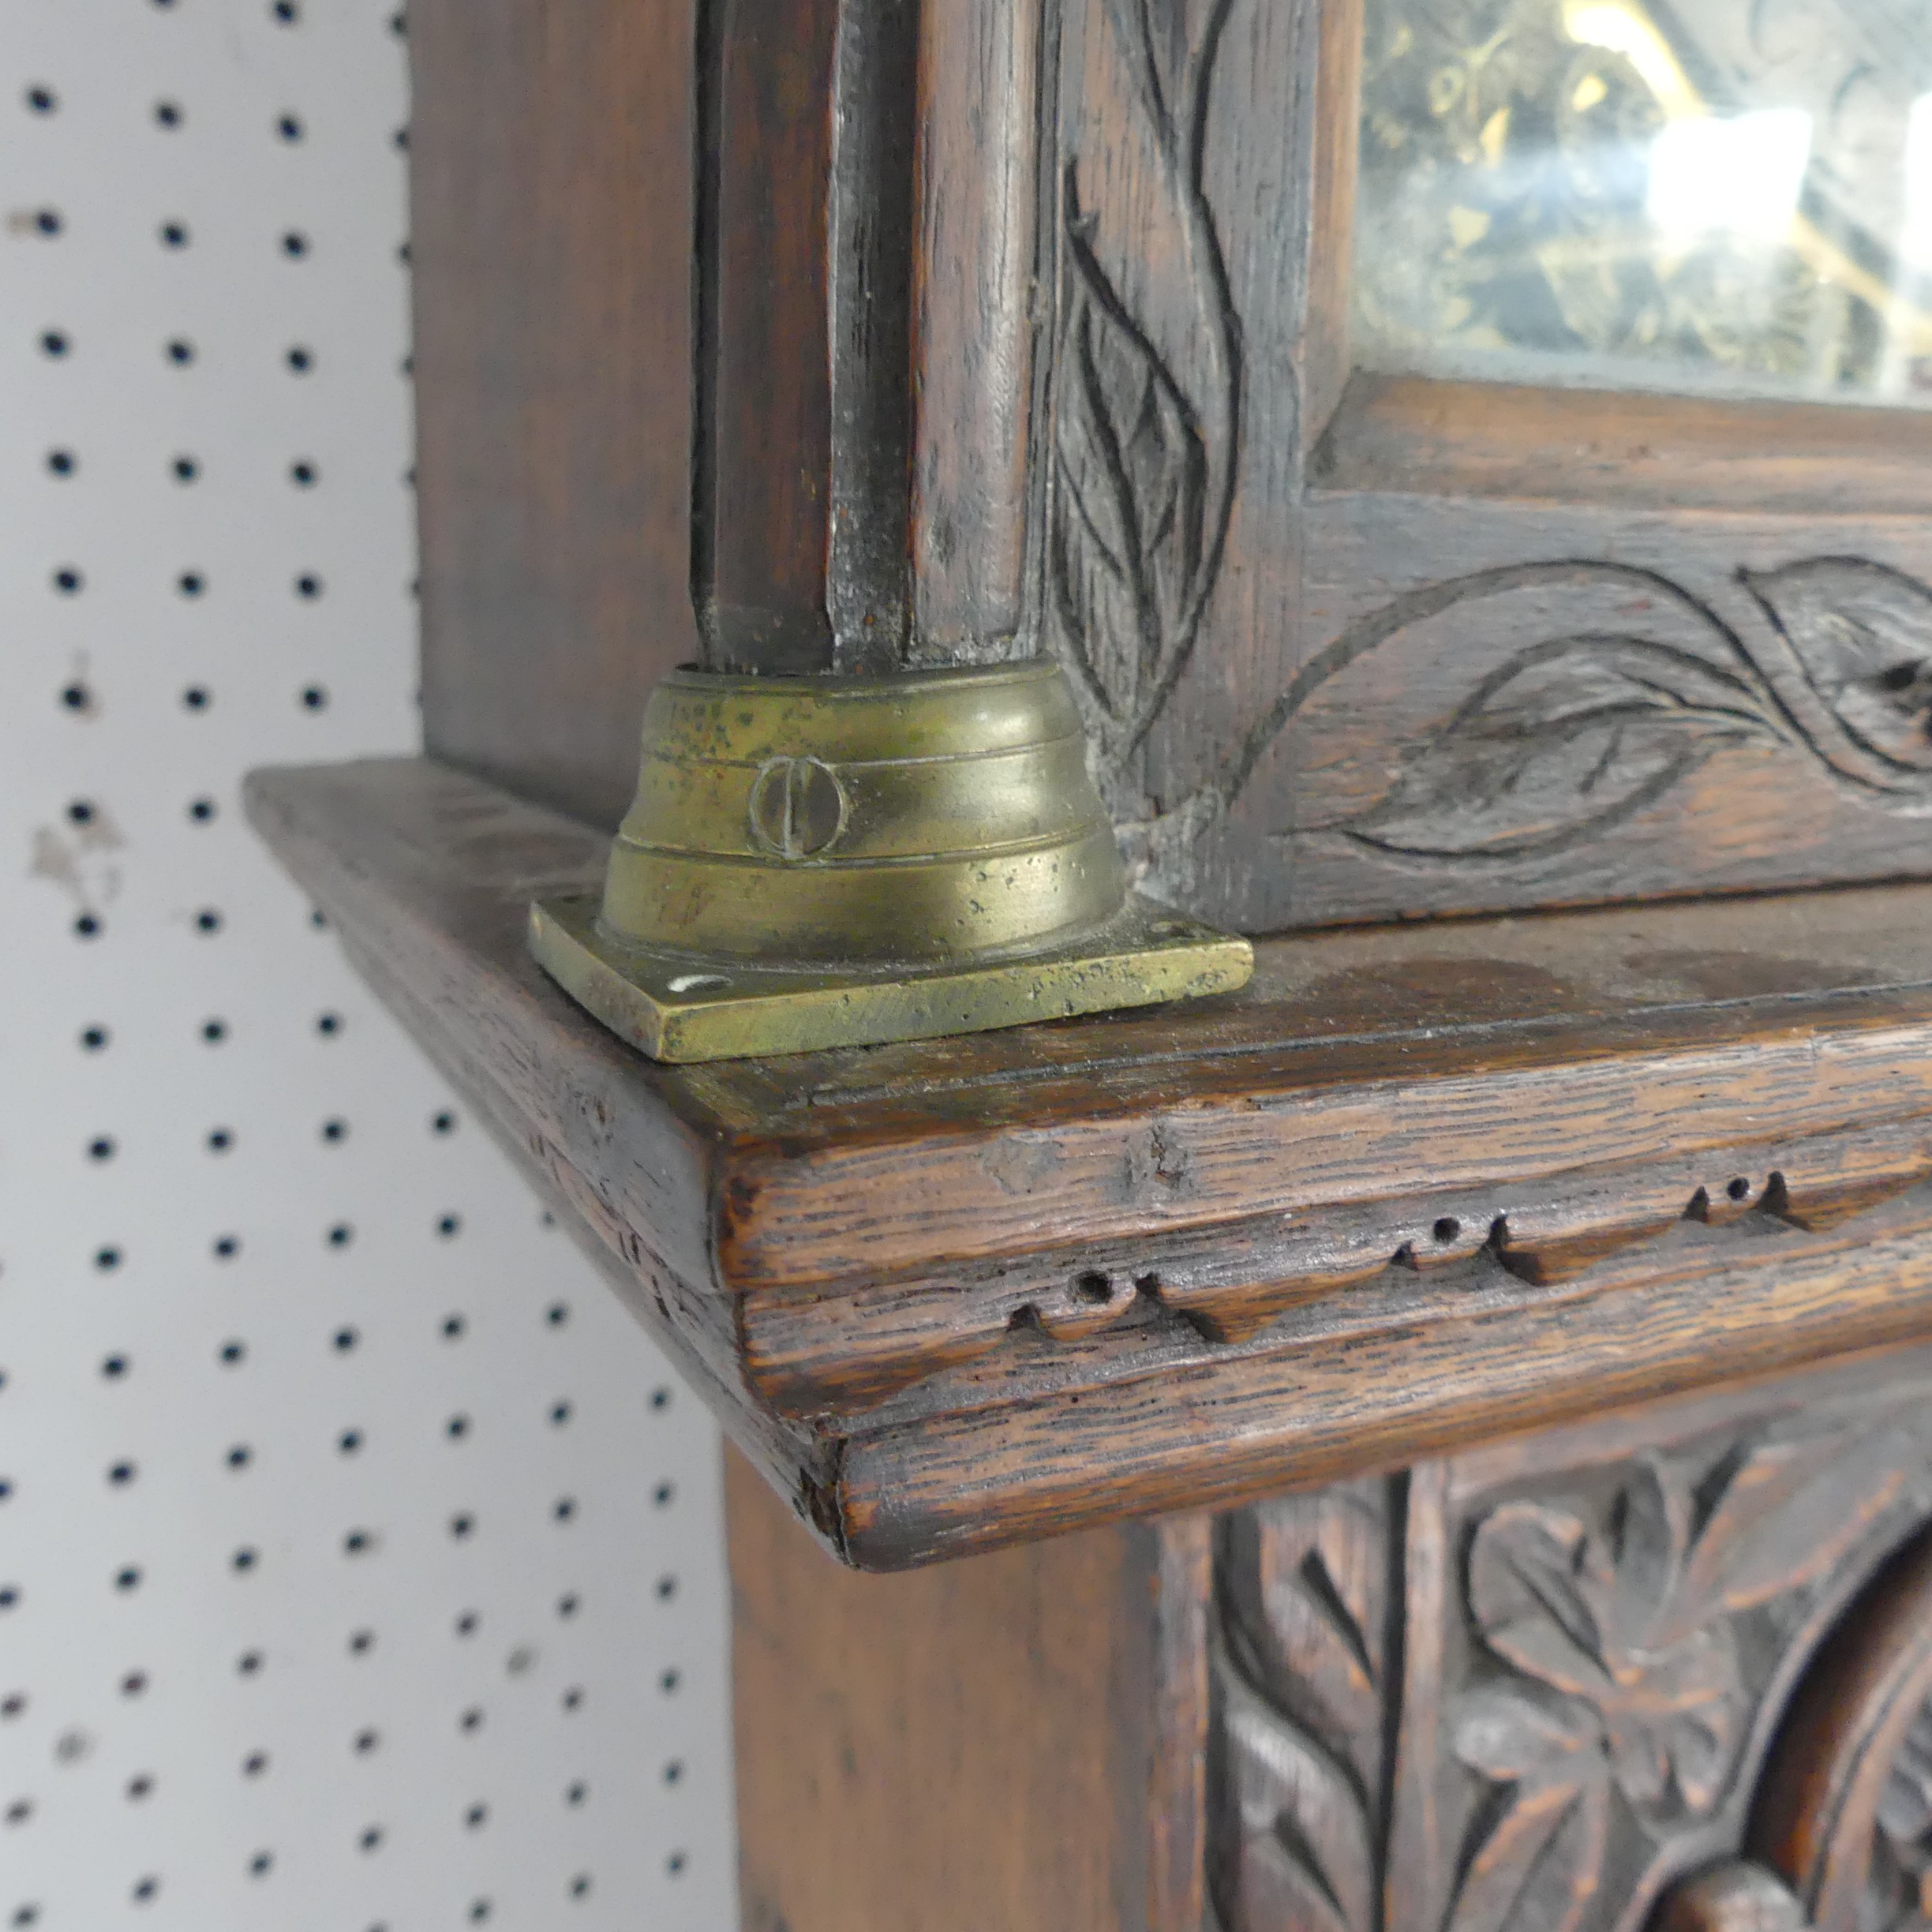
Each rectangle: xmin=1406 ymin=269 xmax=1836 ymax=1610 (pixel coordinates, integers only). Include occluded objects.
xmin=1354 ymin=0 xmax=1932 ymax=406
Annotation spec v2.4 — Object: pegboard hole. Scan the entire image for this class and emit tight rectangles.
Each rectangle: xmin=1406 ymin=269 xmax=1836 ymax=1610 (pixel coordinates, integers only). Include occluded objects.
xmin=200 ymin=1017 xmax=228 ymax=1044
xmin=24 ymin=84 xmax=56 ymax=113
xmin=226 ymin=1445 xmax=251 ymax=1470
xmin=159 ymin=221 xmax=188 ymax=249
xmin=189 ymin=796 xmax=215 ymax=822
xmin=39 ymin=330 xmax=69 ymax=358
xmin=337 ymin=1430 xmax=364 ymax=1455
xmin=290 ymin=459 xmax=316 ymax=485
xmin=171 ymin=455 xmax=198 ymax=481
xmin=165 ymin=338 xmax=194 ymax=365
xmin=153 ymin=100 xmax=182 ymax=129
xmin=207 ymin=1128 xmax=233 ymax=1152
xmin=107 ymin=1462 xmax=136 ymax=1486
xmin=286 ymin=344 xmax=313 ymax=373
xmin=87 ymin=1136 xmax=115 ymax=1161
xmin=320 ymin=1118 xmax=347 ymax=1143
xmin=45 ymin=448 xmax=73 ymax=475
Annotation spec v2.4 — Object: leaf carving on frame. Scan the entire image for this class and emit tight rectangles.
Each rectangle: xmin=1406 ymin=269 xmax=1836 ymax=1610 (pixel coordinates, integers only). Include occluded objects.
xmin=1742 ymin=559 xmax=1932 ymax=790
xmin=1211 ymin=1483 xmax=1395 ymax=1932
xmin=1048 ymin=0 xmax=1240 ymax=778
xmin=1446 ymin=1419 xmax=1921 ymax=1932
xmin=1333 ymin=637 xmax=1778 ymax=861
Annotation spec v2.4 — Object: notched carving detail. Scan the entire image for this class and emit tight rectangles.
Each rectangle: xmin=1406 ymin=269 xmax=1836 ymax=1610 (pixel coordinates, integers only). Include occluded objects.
xmin=1047 ymin=0 xmax=1240 ymax=787
xmin=737 ymin=1121 xmax=1932 ymax=1416
xmin=1211 ymin=1481 xmax=1398 ymax=1932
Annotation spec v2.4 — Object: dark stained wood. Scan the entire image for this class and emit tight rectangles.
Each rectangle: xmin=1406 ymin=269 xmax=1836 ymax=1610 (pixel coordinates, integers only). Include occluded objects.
xmin=409 ymin=0 xmax=699 ymax=832
xmin=245 ymin=755 xmax=1932 ymax=1568
xmin=729 ymin=1445 xmax=1196 ymax=1932
xmin=1316 ymin=374 xmax=1932 ymax=517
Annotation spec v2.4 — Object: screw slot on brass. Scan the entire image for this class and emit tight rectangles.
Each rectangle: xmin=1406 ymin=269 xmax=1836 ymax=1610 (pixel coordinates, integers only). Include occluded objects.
xmin=747 ymin=757 xmax=846 ymax=860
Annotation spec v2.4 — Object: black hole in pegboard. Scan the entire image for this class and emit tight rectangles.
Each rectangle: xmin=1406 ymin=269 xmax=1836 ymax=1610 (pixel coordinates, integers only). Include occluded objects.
xmin=552 ymin=1497 xmax=577 ymax=1522
xmin=125 ymin=1775 xmax=152 ymax=1800
xmin=80 ymin=1024 xmax=109 ymax=1050
xmin=232 ymin=1548 xmax=258 ymax=1573
xmin=189 ymin=796 xmax=215 ymax=822
xmin=247 ymin=1852 xmax=272 ymax=1878
xmin=0 ymin=1589 xmax=12 ymax=1612
xmin=195 ymin=908 xmax=223 ymax=934
xmin=108 ymin=1462 xmax=136 ymax=1485
xmin=358 ymin=1826 xmax=383 ymax=1853
xmin=6 ymin=1799 xmax=32 ymax=1825
xmin=654 ymin=1574 xmax=677 ymax=1602
xmin=12 ymin=1905 xmax=39 ymax=1926
xmin=277 ymin=113 xmax=303 ymax=140
xmin=46 ymin=448 xmax=73 ymax=475
xmin=667 ymin=1853 xmax=687 ymax=1878
xmin=545 ymin=1301 xmax=570 ymax=1327
xmin=218 ymin=1340 xmax=245 ymax=1366
xmin=59 ymin=680 xmax=92 ymax=712
xmin=52 ymin=566 xmax=82 ymax=594
xmin=238 ymin=1650 xmax=263 ymax=1676
xmin=391 ymin=10 xmax=406 ymax=36
xmin=659 ymin=1668 xmax=680 ymax=1694
xmin=442 ymin=1314 xmax=466 ymax=1341
xmin=556 ymin=1593 xmax=579 ymax=1619
xmin=326 ymin=1223 xmax=353 ymax=1249
xmin=662 ymin=1758 xmax=684 ymax=1785
xmin=227 ymin=1445 xmax=251 ymax=1470
xmin=87 ymin=1136 xmax=115 ymax=1161
xmin=310 ymin=908 xmax=328 ymax=928
xmin=465 ymin=1803 xmax=486 ymax=1829
xmin=165 ymin=338 xmax=194 ymax=365
xmin=469 ymin=1904 xmax=490 ymax=1925
xmin=281 ymin=231 xmax=310 ymax=259
xmin=67 ymin=796 xmax=95 ymax=824
xmin=73 ymin=912 xmax=101 ymax=939
xmin=272 ymin=0 xmax=299 ymax=19
xmin=286 ymin=345 xmax=313 ymax=373
xmin=300 ymin=683 xmax=329 ymax=710
xmin=315 ymin=1011 xmax=342 ymax=1036
xmin=121 ymin=1672 xmax=148 ymax=1698
xmin=348 ymin=1630 xmax=373 ymax=1655
xmin=182 ymin=684 xmax=211 ymax=711
xmin=212 ymin=1236 xmax=240 ymax=1260
xmin=177 ymin=570 xmax=205 ymax=597
xmin=32 ymin=208 xmax=62 ymax=236
xmin=448 ymin=1514 xmax=474 ymax=1540
xmin=446 ymin=1413 xmax=470 ymax=1439
xmin=343 ymin=1529 xmax=375 ymax=1556
xmin=353 ymin=1729 xmax=379 ymax=1755
xmin=653 ymin=1481 xmax=675 ymax=1507
xmin=172 ymin=454 xmax=199 ymax=481
xmin=290 ymin=458 xmax=316 ymax=485
xmin=436 ymin=1213 xmax=462 ymax=1238
xmin=432 ymin=1110 xmax=457 ymax=1134
xmin=101 ymin=1354 xmax=129 ymax=1378
xmin=560 ymin=1686 xmax=583 ymax=1712
xmin=114 ymin=1568 xmax=140 ymax=1593
xmin=337 ymin=1430 xmax=363 ymax=1455
xmin=454 ymin=1612 xmax=478 ymax=1637
xmin=549 ymin=1400 xmax=571 ymax=1426
xmin=506 ymin=1646 xmax=535 ymax=1676
xmin=321 ymin=1118 xmax=347 ymax=1144
xmin=650 ymin=1386 xmax=672 ymax=1411
xmin=25 ymin=84 xmax=56 ymax=112
xmin=39 ymin=329 xmax=69 ymax=358
xmin=201 ymin=1017 xmax=228 ymax=1044
xmin=566 ymin=1781 xmax=587 ymax=1807
xmin=207 ymin=1127 xmax=234 ymax=1152
xmin=569 ymin=1875 xmax=591 ymax=1900
xmin=0 ymin=1481 xmax=12 ymax=1503
xmin=159 ymin=220 xmax=188 ymax=249
xmin=459 ymin=1709 xmax=484 ymax=1733
xmin=0 ymin=1695 xmax=24 ymax=1719
xmin=294 ymin=571 xmax=322 ymax=598
xmin=131 ymin=1877 xmax=158 ymax=1904
xmin=333 ymin=1326 xmax=359 ymax=1352
xmin=154 ymin=99 xmax=182 ymax=127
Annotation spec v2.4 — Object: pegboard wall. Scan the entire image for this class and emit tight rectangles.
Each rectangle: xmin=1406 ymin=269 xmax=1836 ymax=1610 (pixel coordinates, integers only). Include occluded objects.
xmin=0 ymin=4 xmax=736 ymax=1929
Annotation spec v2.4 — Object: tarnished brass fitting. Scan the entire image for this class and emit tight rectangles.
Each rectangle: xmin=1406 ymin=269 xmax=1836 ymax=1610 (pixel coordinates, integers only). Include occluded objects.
xmin=529 ymin=660 xmax=1250 ymax=1062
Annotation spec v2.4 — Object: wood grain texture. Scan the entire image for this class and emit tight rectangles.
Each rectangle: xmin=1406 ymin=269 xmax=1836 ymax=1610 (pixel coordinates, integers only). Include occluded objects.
xmin=728 ymin=1444 xmax=1166 ymax=1932
xmin=410 ymin=0 xmax=698 ymax=832
xmin=246 ymin=756 xmax=1932 ymax=1567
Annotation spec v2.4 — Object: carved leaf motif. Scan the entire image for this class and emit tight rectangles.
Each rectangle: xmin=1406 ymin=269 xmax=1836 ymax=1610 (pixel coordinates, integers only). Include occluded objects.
xmin=1743 ymin=560 xmax=1932 ymax=781
xmin=1449 ymin=1689 xmax=1611 ymax=1932
xmin=1048 ymin=0 xmax=1238 ymax=774
xmin=1212 ymin=1485 xmax=1393 ymax=1932
xmin=1338 ymin=639 xmax=1777 ymax=860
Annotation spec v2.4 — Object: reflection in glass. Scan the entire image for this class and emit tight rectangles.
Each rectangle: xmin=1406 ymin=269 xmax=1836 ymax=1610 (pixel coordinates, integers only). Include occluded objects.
xmin=1353 ymin=0 xmax=1932 ymax=406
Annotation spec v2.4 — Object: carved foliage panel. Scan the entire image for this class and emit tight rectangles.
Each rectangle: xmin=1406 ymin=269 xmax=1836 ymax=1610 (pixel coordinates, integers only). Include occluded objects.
xmin=1039 ymin=0 xmax=1932 ymax=928
xmin=1208 ymin=1397 xmax=1932 ymax=1932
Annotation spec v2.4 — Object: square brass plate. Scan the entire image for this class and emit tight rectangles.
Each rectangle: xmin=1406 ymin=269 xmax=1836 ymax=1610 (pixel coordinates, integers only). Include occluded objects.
xmin=528 ymin=893 xmax=1254 ymax=1064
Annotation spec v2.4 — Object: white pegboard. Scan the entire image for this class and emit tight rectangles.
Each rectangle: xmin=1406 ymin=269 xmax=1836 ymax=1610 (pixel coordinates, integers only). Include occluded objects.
xmin=0 ymin=4 xmax=737 ymax=1928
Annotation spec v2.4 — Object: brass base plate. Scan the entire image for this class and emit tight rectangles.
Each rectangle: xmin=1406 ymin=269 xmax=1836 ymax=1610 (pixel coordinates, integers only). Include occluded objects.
xmin=529 ymin=893 xmax=1253 ymax=1064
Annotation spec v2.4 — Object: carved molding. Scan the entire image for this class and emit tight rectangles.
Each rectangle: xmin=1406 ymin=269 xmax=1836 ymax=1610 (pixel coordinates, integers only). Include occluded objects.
xmin=738 ymin=1117 xmax=1932 ymax=1414
xmin=1207 ymin=1404 xmax=1932 ymax=1932
xmin=1046 ymin=0 xmax=1241 ymax=794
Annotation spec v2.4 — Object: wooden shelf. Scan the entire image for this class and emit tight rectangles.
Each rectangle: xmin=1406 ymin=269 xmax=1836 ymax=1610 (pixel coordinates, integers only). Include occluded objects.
xmin=248 ymin=756 xmax=1932 ymax=1569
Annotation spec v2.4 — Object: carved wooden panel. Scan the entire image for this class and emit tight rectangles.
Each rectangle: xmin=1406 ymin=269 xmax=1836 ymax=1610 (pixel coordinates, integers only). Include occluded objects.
xmin=1039 ymin=0 xmax=1932 ymax=932
xmin=1206 ymin=1367 xmax=1932 ymax=1932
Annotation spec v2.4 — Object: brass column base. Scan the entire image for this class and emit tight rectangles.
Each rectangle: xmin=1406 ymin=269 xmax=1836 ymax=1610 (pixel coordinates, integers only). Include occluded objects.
xmin=530 ymin=891 xmax=1249 ymax=1063
xmin=529 ymin=660 xmax=1252 ymax=1063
